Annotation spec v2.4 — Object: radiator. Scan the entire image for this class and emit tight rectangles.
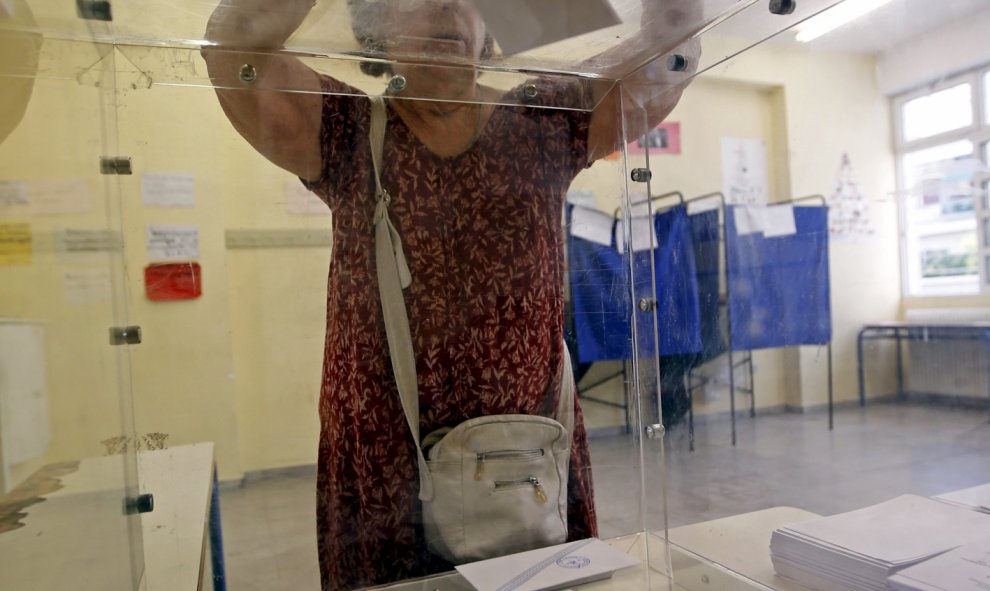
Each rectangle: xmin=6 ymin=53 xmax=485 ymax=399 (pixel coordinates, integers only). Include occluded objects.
xmin=903 ymin=308 xmax=989 ymax=399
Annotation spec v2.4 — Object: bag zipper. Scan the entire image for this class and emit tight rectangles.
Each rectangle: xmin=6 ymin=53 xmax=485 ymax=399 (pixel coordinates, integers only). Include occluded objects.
xmin=475 ymin=449 xmax=545 ymax=480
xmin=493 ymin=476 xmax=548 ymax=504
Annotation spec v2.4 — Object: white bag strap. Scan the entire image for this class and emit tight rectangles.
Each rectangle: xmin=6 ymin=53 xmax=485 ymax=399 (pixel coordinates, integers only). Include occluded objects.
xmin=369 ymin=95 xmax=575 ymax=503
xmin=370 ymin=96 xmax=431 ymax=500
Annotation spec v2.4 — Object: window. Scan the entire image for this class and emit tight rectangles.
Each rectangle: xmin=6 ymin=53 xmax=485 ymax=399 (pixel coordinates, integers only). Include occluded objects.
xmin=985 ymin=72 xmax=990 ymax=124
xmin=895 ymin=69 xmax=989 ymax=296
xmin=901 ymin=83 xmax=973 ymax=142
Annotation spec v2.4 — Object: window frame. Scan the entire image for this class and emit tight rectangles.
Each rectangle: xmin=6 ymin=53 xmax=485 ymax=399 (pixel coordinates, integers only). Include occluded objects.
xmin=893 ymin=65 xmax=990 ymax=297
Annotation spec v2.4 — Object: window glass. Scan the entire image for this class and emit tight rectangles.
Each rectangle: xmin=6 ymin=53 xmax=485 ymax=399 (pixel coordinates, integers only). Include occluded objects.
xmin=901 ymin=140 xmax=974 ymax=207
xmin=901 ymin=83 xmax=973 ymax=142
xmin=901 ymin=141 xmax=978 ymax=295
xmin=985 ymin=71 xmax=990 ymax=124
xmin=983 ymin=144 xmax=990 ymax=209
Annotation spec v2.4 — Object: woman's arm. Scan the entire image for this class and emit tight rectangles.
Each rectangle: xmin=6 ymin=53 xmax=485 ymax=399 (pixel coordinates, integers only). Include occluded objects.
xmin=587 ymin=1 xmax=701 ymax=163
xmin=202 ymin=0 xmax=325 ymax=180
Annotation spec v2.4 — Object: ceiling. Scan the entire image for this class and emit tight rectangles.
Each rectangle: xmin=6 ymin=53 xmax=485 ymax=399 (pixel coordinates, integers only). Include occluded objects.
xmin=719 ymin=0 xmax=990 ymax=55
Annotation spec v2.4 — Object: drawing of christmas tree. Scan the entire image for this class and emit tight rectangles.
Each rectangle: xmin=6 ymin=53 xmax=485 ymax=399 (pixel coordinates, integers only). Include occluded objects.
xmin=828 ymin=153 xmax=874 ymax=238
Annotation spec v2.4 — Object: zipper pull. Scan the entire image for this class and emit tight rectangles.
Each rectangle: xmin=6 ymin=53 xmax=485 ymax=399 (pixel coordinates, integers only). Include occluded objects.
xmin=475 ymin=454 xmax=485 ymax=481
xmin=531 ymin=478 xmax=547 ymax=503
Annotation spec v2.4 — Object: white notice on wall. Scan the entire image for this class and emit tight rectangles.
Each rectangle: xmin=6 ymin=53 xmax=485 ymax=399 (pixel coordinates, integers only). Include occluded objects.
xmin=55 ymin=229 xmax=119 ymax=265
xmin=64 ymin=269 xmax=112 ymax=304
xmin=147 ymin=224 xmax=199 ymax=260
xmin=570 ymin=204 xmax=614 ymax=247
xmin=28 ymin=179 xmax=92 ymax=215
xmin=285 ymin=181 xmax=329 ymax=215
xmin=721 ymin=137 xmax=769 ymax=205
xmin=0 ymin=181 xmax=29 ymax=207
xmin=763 ymin=205 xmax=797 ymax=237
xmin=142 ymin=172 xmax=195 ymax=207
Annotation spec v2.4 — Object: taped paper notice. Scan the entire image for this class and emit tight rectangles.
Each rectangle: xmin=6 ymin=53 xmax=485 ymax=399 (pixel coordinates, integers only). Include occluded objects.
xmin=617 ymin=216 xmax=656 ymax=254
xmin=734 ymin=206 xmax=765 ymax=236
xmin=142 ymin=172 xmax=195 ymax=208
xmin=285 ymin=182 xmax=329 ymax=215
xmin=0 ymin=181 xmax=29 ymax=207
xmin=28 ymin=179 xmax=91 ymax=215
xmin=722 ymin=137 xmax=768 ymax=205
xmin=570 ymin=205 xmax=614 ymax=247
xmin=64 ymin=269 xmax=112 ymax=304
xmin=55 ymin=229 xmax=119 ymax=264
xmin=764 ymin=205 xmax=797 ymax=237
xmin=566 ymin=189 xmax=595 ymax=209
xmin=147 ymin=224 xmax=199 ymax=260
xmin=0 ymin=221 xmax=31 ymax=265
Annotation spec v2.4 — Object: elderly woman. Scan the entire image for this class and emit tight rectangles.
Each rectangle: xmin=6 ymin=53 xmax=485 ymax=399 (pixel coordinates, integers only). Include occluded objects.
xmin=203 ymin=1 xmax=696 ymax=588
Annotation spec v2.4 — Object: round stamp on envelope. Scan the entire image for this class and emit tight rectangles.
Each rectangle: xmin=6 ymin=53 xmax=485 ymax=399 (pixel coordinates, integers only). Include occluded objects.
xmin=556 ymin=555 xmax=591 ymax=569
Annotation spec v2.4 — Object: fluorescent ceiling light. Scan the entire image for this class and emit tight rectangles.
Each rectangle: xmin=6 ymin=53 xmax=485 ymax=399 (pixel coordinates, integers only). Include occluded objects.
xmin=795 ymin=0 xmax=896 ymax=42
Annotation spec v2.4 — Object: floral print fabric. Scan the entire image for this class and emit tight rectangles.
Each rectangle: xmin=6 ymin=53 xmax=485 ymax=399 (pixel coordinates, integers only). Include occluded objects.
xmin=303 ymin=77 xmax=598 ymax=590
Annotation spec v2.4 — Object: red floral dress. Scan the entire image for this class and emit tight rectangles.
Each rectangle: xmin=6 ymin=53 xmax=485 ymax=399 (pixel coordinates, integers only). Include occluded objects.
xmin=303 ymin=76 xmax=598 ymax=590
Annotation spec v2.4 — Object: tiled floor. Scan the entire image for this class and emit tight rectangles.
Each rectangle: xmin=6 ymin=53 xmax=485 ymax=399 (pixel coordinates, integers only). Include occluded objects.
xmin=216 ymin=402 xmax=990 ymax=590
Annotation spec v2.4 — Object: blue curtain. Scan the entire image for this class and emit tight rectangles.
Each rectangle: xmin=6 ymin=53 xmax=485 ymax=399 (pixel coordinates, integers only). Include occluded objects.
xmin=568 ymin=205 xmax=702 ymax=362
xmin=687 ymin=209 xmax=726 ymax=362
xmin=725 ymin=206 xmax=831 ymax=351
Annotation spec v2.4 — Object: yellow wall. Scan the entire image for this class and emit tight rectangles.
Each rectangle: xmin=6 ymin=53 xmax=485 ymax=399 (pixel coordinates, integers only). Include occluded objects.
xmin=0 ymin=39 xmax=132 ymax=486
xmin=1 ymin=31 xmax=912 ymax=484
xmin=694 ymin=38 xmax=903 ymax=411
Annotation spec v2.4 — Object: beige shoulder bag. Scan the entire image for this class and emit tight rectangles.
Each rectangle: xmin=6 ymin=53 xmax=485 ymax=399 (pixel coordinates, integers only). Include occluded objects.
xmin=369 ymin=95 xmax=574 ymax=564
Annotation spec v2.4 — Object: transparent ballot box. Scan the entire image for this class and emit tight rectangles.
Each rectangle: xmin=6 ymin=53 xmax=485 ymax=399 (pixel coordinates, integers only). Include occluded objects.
xmin=2 ymin=1 xmax=989 ymax=590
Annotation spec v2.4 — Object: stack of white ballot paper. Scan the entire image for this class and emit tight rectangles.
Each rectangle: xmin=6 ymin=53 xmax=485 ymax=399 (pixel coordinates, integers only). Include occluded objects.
xmin=887 ymin=536 xmax=990 ymax=591
xmin=769 ymin=495 xmax=990 ymax=591
xmin=455 ymin=538 xmax=639 ymax=591
xmin=933 ymin=482 xmax=990 ymax=514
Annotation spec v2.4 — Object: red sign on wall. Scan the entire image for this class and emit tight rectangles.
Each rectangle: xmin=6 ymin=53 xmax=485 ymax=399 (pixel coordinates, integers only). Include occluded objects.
xmin=144 ymin=262 xmax=202 ymax=301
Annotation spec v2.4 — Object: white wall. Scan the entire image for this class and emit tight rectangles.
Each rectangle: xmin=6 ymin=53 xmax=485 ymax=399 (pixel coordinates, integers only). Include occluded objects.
xmin=877 ymin=6 xmax=990 ymax=96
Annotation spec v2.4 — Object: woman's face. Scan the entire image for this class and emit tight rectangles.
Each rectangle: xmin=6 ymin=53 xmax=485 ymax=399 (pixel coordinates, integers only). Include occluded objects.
xmin=381 ymin=0 xmax=487 ymax=63
xmin=375 ymin=0 xmax=487 ymax=98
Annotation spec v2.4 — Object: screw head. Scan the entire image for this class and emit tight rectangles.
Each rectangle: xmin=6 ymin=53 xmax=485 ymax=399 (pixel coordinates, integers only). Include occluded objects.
xmin=520 ymin=83 xmax=538 ymax=101
xmin=769 ymin=0 xmax=797 ymax=15
xmin=667 ymin=54 xmax=688 ymax=72
xmin=239 ymin=64 xmax=257 ymax=84
xmin=388 ymin=75 xmax=407 ymax=93
xmin=631 ymin=168 xmax=652 ymax=183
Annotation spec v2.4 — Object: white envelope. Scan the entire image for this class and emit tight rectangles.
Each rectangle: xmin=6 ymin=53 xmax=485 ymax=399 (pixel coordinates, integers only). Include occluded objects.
xmin=456 ymin=538 xmax=640 ymax=591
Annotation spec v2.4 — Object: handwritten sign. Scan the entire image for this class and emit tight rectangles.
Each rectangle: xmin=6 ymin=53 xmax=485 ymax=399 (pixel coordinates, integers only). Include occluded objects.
xmin=0 ymin=221 xmax=31 ymax=265
xmin=147 ymin=224 xmax=199 ymax=260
